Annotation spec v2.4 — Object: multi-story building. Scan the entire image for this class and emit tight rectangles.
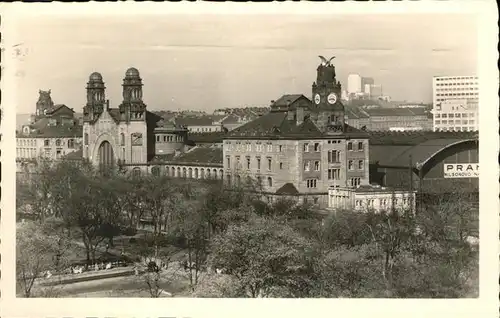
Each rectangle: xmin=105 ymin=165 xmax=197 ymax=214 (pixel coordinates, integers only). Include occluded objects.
xmin=346 ymin=107 xmax=433 ymax=131
xmin=433 ymin=99 xmax=478 ymax=132
xmin=432 ymin=75 xmax=479 ymax=107
xmin=347 ymin=74 xmax=362 ymax=95
xmin=361 ymin=77 xmax=374 ymax=94
xmin=328 ymin=184 xmax=416 ymax=213
xmin=173 ymin=115 xmax=225 ymax=133
xmin=223 ymin=59 xmax=370 ymax=207
xmin=16 ymin=90 xmax=82 ymax=164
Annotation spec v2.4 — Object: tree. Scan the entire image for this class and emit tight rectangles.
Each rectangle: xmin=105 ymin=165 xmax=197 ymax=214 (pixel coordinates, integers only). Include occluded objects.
xmin=16 ymin=221 xmax=68 ymax=297
xmin=209 ymin=216 xmax=315 ymax=297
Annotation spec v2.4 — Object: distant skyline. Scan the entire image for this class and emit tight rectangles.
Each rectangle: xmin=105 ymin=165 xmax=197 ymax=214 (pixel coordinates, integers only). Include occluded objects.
xmin=13 ymin=14 xmax=478 ymax=114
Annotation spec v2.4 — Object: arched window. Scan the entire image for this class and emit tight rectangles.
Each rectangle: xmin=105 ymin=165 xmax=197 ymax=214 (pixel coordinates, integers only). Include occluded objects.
xmin=68 ymin=139 xmax=75 ymax=149
xmin=206 ymin=169 xmax=211 ymax=179
xmin=177 ymin=167 xmax=181 ymax=177
xmin=55 ymin=139 xmax=61 ymax=147
xmin=200 ymin=168 xmax=205 ymax=179
xmin=132 ymin=167 xmax=141 ymax=177
xmin=188 ymin=168 xmax=193 ymax=178
xmin=182 ymin=167 xmax=187 ymax=178
xmin=151 ymin=166 xmax=160 ymax=177
xmin=172 ymin=167 xmax=176 ymax=177
xmin=236 ymin=175 xmax=241 ymax=186
xmin=213 ymin=169 xmax=217 ymax=179
xmin=219 ymin=169 xmax=224 ymax=179
xmin=44 ymin=139 xmax=50 ymax=147
xmin=194 ymin=168 xmax=199 ymax=178
xmin=120 ymin=133 xmax=125 ymax=146
xmin=267 ymin=177 xmax=273 ymax=187
xmin=84 ymin=133 xmax=89 ymax=145
xmin=165 ymin=166 xmax=170 ymax=176
xmin=226 ymin=174 xmax=232 ymax=185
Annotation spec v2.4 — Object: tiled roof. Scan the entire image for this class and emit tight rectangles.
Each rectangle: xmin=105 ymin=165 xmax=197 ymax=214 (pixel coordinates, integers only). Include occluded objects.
xmin=188 ymin=132 xmax=226 ymax=144
xmin=46 ymin=104 xmax=75 ymax=115
xmin=276 ymin=183 xmax=299 ymax=195
xmin=221 ymin=114 xmax=241 ymax=125
xmin=226 ymin=111 xmax=369 ymax=140
xmin=174 ymin=116 xmax=218 ymax=126
xmin=151 ymin=146 xmax=223 ymax=166
xmin=273 ymin=94 xmax=307 ymax=107
xmin=19 ymin=121 xmax=83 ymax=138
xmin=362 ymin=107 xmax=428 ymax=117
xmin=369 ymin=138 xmax=477 ymax=167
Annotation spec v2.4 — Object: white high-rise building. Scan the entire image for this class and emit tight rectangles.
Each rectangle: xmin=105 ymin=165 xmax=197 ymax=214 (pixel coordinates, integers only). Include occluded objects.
xmin=432 ymin=76 xmax=478 ymax=107
xmin=347 ymin=74 xmax=362 ymax=95
xmin=361 ymin=77 xmax=374 ymax=93
xmin=432 ymin=76 xmax=479 ymax=132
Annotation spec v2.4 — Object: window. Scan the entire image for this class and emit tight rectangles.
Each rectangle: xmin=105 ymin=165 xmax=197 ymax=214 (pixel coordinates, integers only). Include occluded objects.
xmin=267 ymin=177 xmax=273 ymax=187
xmin=314 ymin=143 xmax=320 ymax=152
xmin=314 ymin=161 xmax=320 ymax=171
xmin=236 ymin=156 xmax=241 ymax=169
xmin=55 ymin=139 xmax=61 ymax=147
xmin=313 ymin=197 xmax=319 ymax=204
xmin=304 ymin=161 xmax=310 ymax=172
xmin=348 ymin=160 xmax=354 ymax=170
xmin=435 ymin=114 xmax=441 ymax=118
xmin=347 ymin=142 xmax=353 ymax=151
xmin=448 ymin=113 xmax=454 ymax=118
xmin=247 ymin=143 xmax=252 ymax=151
xmin=267 ymin=157 xmax=272 ymax=171
xmin=267 ymin=144 xmax=272 ymax=152
xmin=156 ymin=135 xmax=160 ymax=142
xmin=151 ymin=166 xmax=160 ymax=177
xmin=56 ymin=148 xmax=62 ymax=159
xmin=349 ymin=177 xmax=361 ymax=187
xmin=306 ymin=179 xmax=317 ymax=188
xmin=246 ymin=156 xmax=251 ymax=169
xmin=44 ymin=139 xmax=50 ymax=146
xmin=328 ymin=150 xmax=341 ymax=163
xmin=163 ymin=136 xmax=167 ymax=142
xmin=358 ymin=160 xmax=364 ymax=170
xmin=256 ymin=143 xmax=262 ymax=152
xmin=435 ymin=120 xmax=441 ymax=125
xmin=357 ymin=141 xmax=364 ymax=151
xmin=355 ymin=200 xmax=362 ymax=207
xmin=257 ymin=157 xmax=261 ymax=170
xmin=278 ymin=145 xmax=283 ymax=152
xmin=68 ymin=139 xmax=75 ymax=149
xmin=132 ymin=167 xmax=141 ymax=177
xmin=303 ymin=143 xmax=309 ymax=152
xmin=328 ymin=168 xmax=340 ymax=180
xmin=226 ymin=156 xmax=231 ymax=168
xmin=279 ymin=162 xmax=283 ymax=169
xmin=441 ymin=114 xmax=447 ymax=118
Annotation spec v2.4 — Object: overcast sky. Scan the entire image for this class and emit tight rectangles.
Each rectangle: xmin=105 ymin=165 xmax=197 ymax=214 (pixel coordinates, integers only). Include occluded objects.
xmin=13 ymin=14 xmax=478 ymax=114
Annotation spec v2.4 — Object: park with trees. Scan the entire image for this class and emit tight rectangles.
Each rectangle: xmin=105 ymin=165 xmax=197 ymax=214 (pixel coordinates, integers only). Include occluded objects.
xmin=16 ymin=158 xmax=479 ymax=298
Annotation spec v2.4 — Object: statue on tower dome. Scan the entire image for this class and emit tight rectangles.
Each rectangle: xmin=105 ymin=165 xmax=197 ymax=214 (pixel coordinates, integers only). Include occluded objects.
xmin=318 ymin=55 xmax=336 ymax=67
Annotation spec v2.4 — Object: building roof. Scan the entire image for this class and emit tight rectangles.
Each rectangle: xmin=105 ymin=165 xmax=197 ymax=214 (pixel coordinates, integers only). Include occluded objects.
xmin=273 ymin=94 xmax=307 ymax=107
xmin=188 ymin=131 xmax=226 ymax=144
xmin=353 ymin=184 xmax=415 ymax=194
xmin=19 ymin=119 xmax=83 ymax=138
xmin=369 ymin=138 xmax=477 ymax=167
xmin=361 ymin=107 xmax=428 ymax=117
xmin=221 ymin=114 xmax=242 ymax=125
xmin=276 ymin=183 xmax=300 ymax=195
xmin=151 ymin=146 xmax=223 ymax=166
xmin=174 ymin=115 xmax=219 ymax=127
xmin=368 ymin=131 xmax=477 ymax=145
xmin=225 ymin=111 xmax=369 ymax=140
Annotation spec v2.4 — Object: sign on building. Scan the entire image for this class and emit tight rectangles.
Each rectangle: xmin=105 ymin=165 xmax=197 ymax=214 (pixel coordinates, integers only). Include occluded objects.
xmin=444 ymin=163 xmax=479 ymax=178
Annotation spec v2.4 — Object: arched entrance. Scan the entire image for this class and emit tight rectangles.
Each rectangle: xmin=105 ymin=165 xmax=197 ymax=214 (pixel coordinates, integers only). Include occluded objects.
xmin=98 ymin=141 xmax=115 ymax=168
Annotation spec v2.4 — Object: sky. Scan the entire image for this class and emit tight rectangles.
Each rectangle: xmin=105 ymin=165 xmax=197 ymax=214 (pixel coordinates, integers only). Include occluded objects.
xmin=13 ymin=14 xmax=478 ymax=114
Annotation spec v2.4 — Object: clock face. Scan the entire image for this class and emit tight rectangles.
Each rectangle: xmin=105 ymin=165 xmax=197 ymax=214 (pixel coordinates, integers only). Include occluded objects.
xmin=327 ymin=93 xmax=338 ymax=104
xmin=314 ymin=94 xmax=321 ymax=105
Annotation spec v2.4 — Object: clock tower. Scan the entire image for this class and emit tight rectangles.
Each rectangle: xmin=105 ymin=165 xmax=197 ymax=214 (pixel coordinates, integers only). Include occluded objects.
xmin=312 ymin=56 xmax=345 ymax=133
